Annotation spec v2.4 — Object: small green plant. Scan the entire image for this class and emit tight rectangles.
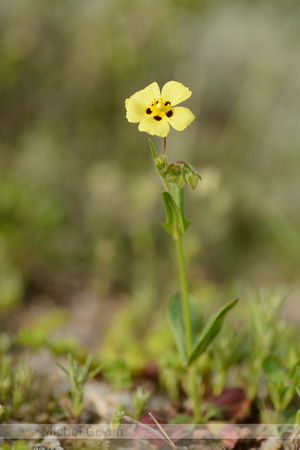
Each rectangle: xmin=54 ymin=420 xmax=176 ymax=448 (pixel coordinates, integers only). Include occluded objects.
xmin=259 ymin=359 xmax=300 ymax=425
xmin=16 ymin=309 xmax=72 ymax=353
xmin=132 ymin=386 xmax=151 ymax=419
xmin=0 ymin=343 xmax=32 ymax=421
xmin=0 ymin=403 xmax=11 ymax=421
xmin=0 ymin=441 xmax=29 ymax=450
xmin=111 ymin=408 xmax=125 ymax=431
xmin=125 ymin=81 xmax=238 ymax=421
xmin=159 ymin=350 xmax=185 ymax=403
xmin=209 ymin=322 xmax=245 ymax=396
xmin=290 ymin=387 xmax=300 ymax=443
xmin=266 ymin=360 xmax=300 ymax=417
xmin=55 ymin=353 xmax=102 ymax=421
xmin=102 ymin=358 xmax=132 ymax=390
xmin=245 ymin=291 xmax=298 ymax=401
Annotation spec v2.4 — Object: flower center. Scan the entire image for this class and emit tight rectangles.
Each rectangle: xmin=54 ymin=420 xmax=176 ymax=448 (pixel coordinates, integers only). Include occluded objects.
xmin=146 ymin=98 xmax=174 ymax=121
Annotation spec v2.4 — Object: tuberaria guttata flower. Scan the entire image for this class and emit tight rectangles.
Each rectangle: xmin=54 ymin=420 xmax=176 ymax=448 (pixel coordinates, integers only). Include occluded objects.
xmin=125 ymin=81 xmax=195 ymax=137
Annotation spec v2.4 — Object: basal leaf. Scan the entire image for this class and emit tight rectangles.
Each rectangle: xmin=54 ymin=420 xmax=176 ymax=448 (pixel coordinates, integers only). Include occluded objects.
xmin=168 ymin=293 xmax=201 ymax=362
xmin=188 ymin=299 xmax=238 ymax=366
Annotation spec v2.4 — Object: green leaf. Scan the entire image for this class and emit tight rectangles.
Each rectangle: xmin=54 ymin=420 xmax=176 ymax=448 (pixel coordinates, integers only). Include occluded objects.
xmin=169 ymin=413 xmax=194 ymax=424
xmin=55 ymin=360 xmax=70 ymax=377
xmin=148 ymin=138 xmax=157 ymax=160
xmin=161 ymin=191 xmax=186 ymax=238
xmin=83 ymin=354 xmax=93 ymax=377
xmin=263 ymin=359 xmax=289 ymax=383
xmin=87 ymin=364 xmax=102 ymax=381
xmin=168 ymin=294 xmax=201 ymax=362
xmin=171 ymin=184 xmax=190 ymax=232
xmin=188 ymin=299 xmax=238 ymax=366
xmin=290 ymin=360 xmax=300 ymax=380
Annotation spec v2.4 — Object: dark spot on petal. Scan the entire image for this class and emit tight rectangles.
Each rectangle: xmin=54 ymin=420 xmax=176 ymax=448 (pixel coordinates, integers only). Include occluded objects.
xmin=154 ymin=115 xmax=162 ymax=121
xmin=146 ymin=108 xmax=152 ymax=115
xmin=165 ymin=101 xmax=171 ymax=106
xmin=166 ymin=110 xmax=173 ymax=118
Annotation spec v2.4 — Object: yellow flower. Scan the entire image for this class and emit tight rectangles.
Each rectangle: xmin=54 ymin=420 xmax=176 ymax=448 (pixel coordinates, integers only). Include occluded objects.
xmin=125 ymin=81 xmax=195 ymax=137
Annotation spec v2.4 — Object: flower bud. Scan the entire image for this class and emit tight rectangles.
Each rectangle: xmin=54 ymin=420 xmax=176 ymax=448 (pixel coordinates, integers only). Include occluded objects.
xmin=186 ymin=172 xmax=199 ymax=189
xmin=176 ymin=174 xmax=186 ymax=189
xmin=181 ymin=165 xmax=190 ymax=176
xmin=166 ymin=165 xmax=181 ymax=183
xmin=155 ymin=155 xmax=168 ymax=175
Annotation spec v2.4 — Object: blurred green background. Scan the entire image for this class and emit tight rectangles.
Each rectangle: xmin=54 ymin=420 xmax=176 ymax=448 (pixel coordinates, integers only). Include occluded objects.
xmin=1 ymin=0 xmax=300 ymax=322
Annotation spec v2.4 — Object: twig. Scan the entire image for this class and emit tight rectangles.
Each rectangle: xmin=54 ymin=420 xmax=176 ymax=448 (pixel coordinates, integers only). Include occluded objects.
xmin=124 ymin=414 xmax=186 ymax=449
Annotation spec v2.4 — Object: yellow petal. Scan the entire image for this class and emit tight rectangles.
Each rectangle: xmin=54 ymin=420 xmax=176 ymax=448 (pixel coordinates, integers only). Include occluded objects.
xmin=167 ymin=106 xmax=195 ymax=131
xmin=130 ymin=82 xmax=160 ymax=104
xmin=138 ymin=117 xmax=170 ymax=137
xmin=161 ymin=81 xmax=192 ymax=106
xmin=125 ymin=98 xmax=148 ymax=123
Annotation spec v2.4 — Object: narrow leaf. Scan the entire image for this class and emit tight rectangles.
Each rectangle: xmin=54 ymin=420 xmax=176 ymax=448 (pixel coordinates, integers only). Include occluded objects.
xmin=171 ymin=184 xmax=190 ymax=232
xmin=161 ymin=192 xmax=176 ymax=236
xmin=168 ymin=294 xmax=201 ymax=362
xmin=83 ymin=354 xmax=93 ymax=373
xmin=168 ymin=294 xmax=187 ymax=360
xmin=161 ymin=191 xmax=185 ymax=238
xmin=55 ymin=361 xmax=69 ymax=377
xmin=148 ymin=138 xmax=157 ymax=161
xmin=188 ymin=299 xmax=238 ymax=366
xmin=87 ymin=364 xmax=103 ymax=381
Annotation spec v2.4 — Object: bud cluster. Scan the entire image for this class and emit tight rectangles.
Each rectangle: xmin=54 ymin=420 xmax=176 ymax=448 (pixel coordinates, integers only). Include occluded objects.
xmin=154 ymin=153 xmax=201 ymax=190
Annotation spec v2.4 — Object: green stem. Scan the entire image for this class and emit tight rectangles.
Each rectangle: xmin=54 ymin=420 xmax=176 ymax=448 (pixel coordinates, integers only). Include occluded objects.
xmin=161 ymin=174 xmax=201 ymax=421
xmin=175 ymin=236 xmax=192 ymax=355
xmin=175 ymin=236 xmax=201 ymax=421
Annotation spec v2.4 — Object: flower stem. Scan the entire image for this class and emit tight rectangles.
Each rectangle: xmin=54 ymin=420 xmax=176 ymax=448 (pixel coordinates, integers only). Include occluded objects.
xmin=175 ymin=235 xmax=202 ymax=422
xmin=161 ymin=165 xmax=201 ymax=420
xmin=175 ymin=236 xmax=192 ymax=355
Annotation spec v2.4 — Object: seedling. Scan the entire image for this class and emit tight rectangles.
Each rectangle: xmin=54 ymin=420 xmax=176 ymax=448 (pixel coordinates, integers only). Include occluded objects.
xmin=111 ymin=408 xmax=125 ymax=431
xmin=290 ymin=387 xmax=300 ymax=444
xmin=265 ymin=360 xmax=300 ymax=417
xmin=55 ymin=353 xmax=102 ymax=421
xmin=132 ymin=386 xmax=151 ymax=419
xmin=0 ymin=353 xmax=32 ymax=419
